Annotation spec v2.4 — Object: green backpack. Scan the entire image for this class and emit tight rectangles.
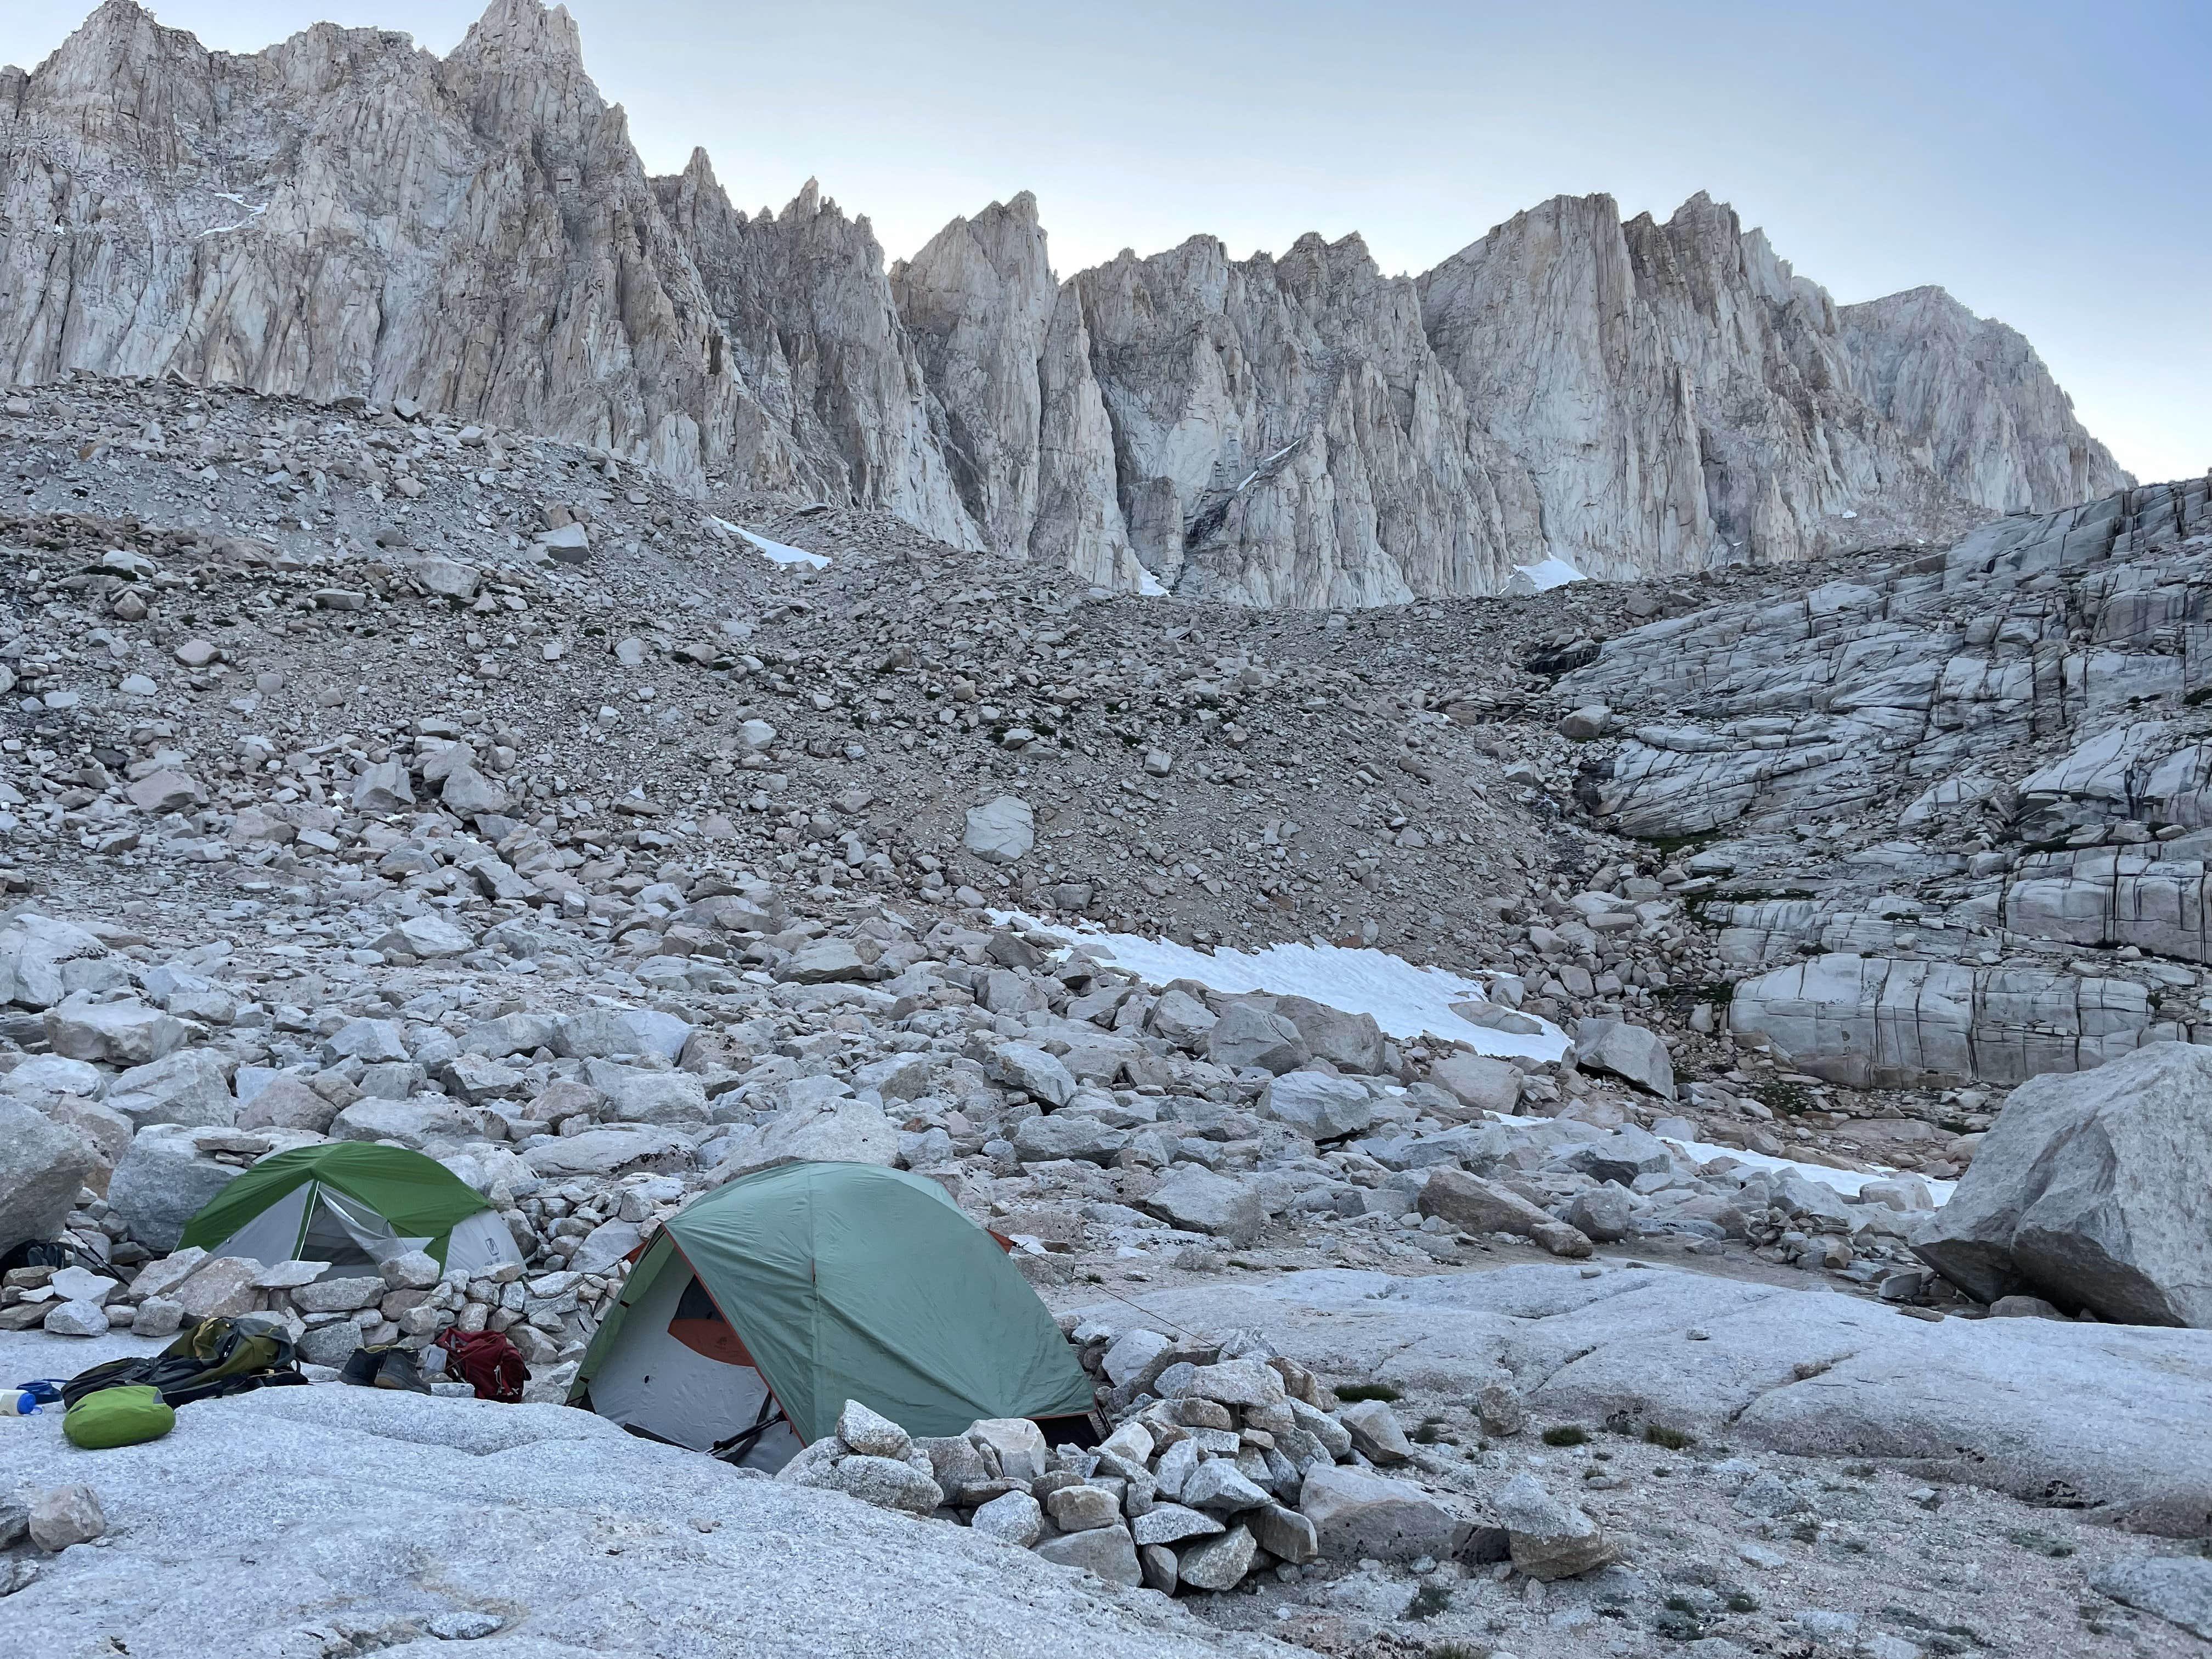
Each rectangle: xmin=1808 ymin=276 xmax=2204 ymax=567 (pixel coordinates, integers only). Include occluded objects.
xmin=63 ymin=1384 xmax=176 ymax=1449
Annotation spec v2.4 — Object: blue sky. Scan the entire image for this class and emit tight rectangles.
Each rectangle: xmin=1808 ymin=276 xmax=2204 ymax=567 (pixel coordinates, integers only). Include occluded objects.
xmin=3 ymin=0 xmax=2204 ymax=481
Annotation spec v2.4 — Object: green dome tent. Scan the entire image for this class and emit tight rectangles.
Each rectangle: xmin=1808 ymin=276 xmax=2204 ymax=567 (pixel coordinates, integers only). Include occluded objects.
xmin=181 ymin=1143 xmax=523 ymax=1280
xmin=572 ymin=1162 xmax=1093 ymax=1469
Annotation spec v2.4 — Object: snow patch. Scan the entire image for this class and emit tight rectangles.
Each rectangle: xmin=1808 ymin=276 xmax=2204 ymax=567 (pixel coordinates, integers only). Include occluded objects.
xmin=1134 ymin=566 xmax=1169 ymax=598
xmin=1492 ymin=1113 xmax=1954 ymax=1205
xmin=995 ymin=916 xmax=1568 ymax=1064
xmin=201 ymin=192 xmax=269 ymax=238
xmin=718 ymin=519 xmax=829 ymax=571
xmin=1508 ymin=556 xmax=1585 ymax=595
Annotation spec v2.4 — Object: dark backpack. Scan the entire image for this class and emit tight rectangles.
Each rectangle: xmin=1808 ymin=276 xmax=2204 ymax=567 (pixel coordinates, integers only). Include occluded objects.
xmin=434 ymin=1327 xmax=530 ymax=1403
xmin=1 ymin=1238 xmax=105 ymax=1277
xmin=62 ymin=1315 xmax=308 ymax=1410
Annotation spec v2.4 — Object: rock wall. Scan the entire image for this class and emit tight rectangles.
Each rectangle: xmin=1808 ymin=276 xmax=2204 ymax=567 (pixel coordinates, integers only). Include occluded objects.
xmin=0 ymin=0 xmax=2134 ymax=605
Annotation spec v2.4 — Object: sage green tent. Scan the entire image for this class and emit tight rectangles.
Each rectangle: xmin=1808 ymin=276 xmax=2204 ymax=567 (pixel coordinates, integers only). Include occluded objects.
xmin=572 ymin=1161 xmax=1093 ymax=1469
xmin=180 ymin=1143 xmax=523 ymax=1281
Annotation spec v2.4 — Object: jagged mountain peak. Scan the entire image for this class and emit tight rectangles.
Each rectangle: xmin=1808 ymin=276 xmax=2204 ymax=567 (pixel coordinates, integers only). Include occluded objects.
xmin=0 ymin=0 xmax=2135 ymax=607
xmin=453 ymin=0 xmax=585 ymax=64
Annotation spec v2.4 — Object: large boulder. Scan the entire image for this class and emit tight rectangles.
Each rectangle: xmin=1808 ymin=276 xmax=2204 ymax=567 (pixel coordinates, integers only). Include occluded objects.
xmin=1912 ymin=1041 xmax=2212 ymax=1327
xmin=580 ymin=1061 xmax=709 ymax=1125
xmin=0 ymin=1098 xmax=98 ymax=1254
xmin=45 ymin=1000 xmax=193 ymax=1066
xmin=329 ymin=1096 xmax=483 ymax=1153
xmin=710 ymin=1098 xmax=898 ymax=1179
xmin=1259 ymin=1073 xmax=1374 ymax=1139
xmin=1573 ymin=1019 xmax=1675 ymax=1100
xmin=0 ymin=915 xmax=110 ymax=1009
xmin=1205 ymin=1004 xmax=1309 ymax=1075
xmin=1141 ymin=1167 xmax=1263 ymax=1246
xmin=962 ymin=796 xmax=1034 ymax=864
xmin=1417 ymin=1168 xmax=1592 ymax=1257
xmin=1297 ymin=1464 xmax=1471 ymax=1562
xmin=1272 ymin=996 xmax=1387 ymax=1074
xmin=1426 ymin=1052 xmax=1523 ymax=1115
xmin=105 ymin=1050 xmax=235 ymax=1130
xmin=107 ymin=1126 xmax=244 ymax=1250
xmin=557 ymin=1007 xmax=692 ymax=1063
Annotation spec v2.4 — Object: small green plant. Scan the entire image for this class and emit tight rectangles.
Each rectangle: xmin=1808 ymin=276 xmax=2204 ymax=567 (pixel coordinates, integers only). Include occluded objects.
xmin=1725 ymin=1593 xmax=1758 ymax=1613
xmin=1541 ymin=1424 xmax=1590 ymax=1446
xmin=1424 ymin=1645 xmax=1486 ymax=1659
xmin=2008 ymin=1529 xmax=2075 ymax=1559
xmin=1844 ymin=1463 xmax=1877 ymax=1477
xmin=1643 ymin=1424 xmax=1695 ymax=1450
xmin=1403 ymin=1583 xmax=1453 ymax=1622
xmin=1791 ymin=1520 xmax=1822 ymax=1544
xmin=1334 ymin=1382 xmax=1402 ymax=1403
xmin=1413 ymin=1417 xmax=1451 ymax=1445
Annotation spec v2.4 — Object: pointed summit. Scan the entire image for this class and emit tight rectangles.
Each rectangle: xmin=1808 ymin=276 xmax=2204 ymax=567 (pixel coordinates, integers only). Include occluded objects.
xmin=452 ymin=0 xmax=585 ymax=67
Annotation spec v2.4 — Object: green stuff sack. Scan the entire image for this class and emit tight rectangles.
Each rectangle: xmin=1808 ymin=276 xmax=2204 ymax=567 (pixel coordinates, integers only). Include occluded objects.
xmin=63 ymin=1384 xmax=176 ymax=1450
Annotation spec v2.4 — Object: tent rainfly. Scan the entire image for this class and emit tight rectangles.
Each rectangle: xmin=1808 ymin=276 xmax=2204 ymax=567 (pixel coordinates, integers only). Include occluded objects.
xmin=180 ymin=1143 xmax=523 ymax=1280
xmin=572 ymin=1161 xmax=1094 ymax=1470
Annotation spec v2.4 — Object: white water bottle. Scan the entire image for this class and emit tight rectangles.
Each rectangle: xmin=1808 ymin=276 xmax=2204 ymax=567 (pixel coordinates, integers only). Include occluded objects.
xmin=2 ymin=1391 xmax=37 ymax=1416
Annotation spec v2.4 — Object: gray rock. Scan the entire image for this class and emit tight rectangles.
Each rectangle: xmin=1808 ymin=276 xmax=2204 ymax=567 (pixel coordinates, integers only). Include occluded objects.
xmin=777 ymin=937 xmax=877 ymax=985
xmin=1044 ymin=1484 xmax=1120 ymax=1532
xmin=1492 ymin=1472 xmax=1616 ymax=1579
xmin=234 ymin=1075 xmax=338 ymax=1134
xmin=557 ymin=1007 xmax=692 ymax=1063
xmin=1913 ymin=1041 xmax=2212 ymax=1327
xmin=963 ymin=797 xmax=1034 ymax=864
xmin=1335 ymin=1398 xmax=1414 ymax=1463
xmin=1180 ymin=1460 xmax=1271 ymax=1513
xmin=522 ymin=1127 xmax=691 ymax=1179
xmin=1176 ymin=1523 xmax=1256 ymax=1591
xmin=2091 ymin=1554 xmax=2212 ymax=1641
xmin=1297 ymin=1464 xmax=1470 ymax=1562
xmin=1564 ymin=1125 xmax=1673 ymax=1187
xmin=710 ymin=1097 xmax=899 ymax=1178
xmin=834 ymin=1400 xmax=911 ymax=1459
xmin=108 ymin=1125 xmax=243 ymax=1251
xmin=1205 ymin=1005 xmax=1309 ymax=1075
xmin=0 ymin=914 xmax=110 ymax=1009
xmin=0 ymin=1098 xmax=98 ymax=1254
xmin=1130 ymin=1503 xmax=1223 ymax=1545
xmin=817 ymin=1454 xmax=943 ymax=1515
xmin=1033 ymin=1521 xmax=1141 ymax=1586
xmin=349 ymin=759 xmax=415 ymax=811
xmin=330 ymin=1095 xmax=481 ymax=1152
xmin=968 ymin=1489 xmax=1042 ymax=1546
xmin=375 ymin=915 xmax=474 ymax=961
xmin=582 ymin=1062 xmax=709 ymax=1124
xmin=968 ymin=1418 xmax=1049 ymax=1482
xmin=1272 ymin=997 xmax=1387 ymax=1074
xmin=1260 ymin=1072 xmax=1374 ymax=1139
xmin=990 ymin=1043 xmax=1078 ymax=1108
xmin=1011 ymin=1113 xmax=1124 ymax=1165
xmin=1248 ymin=1503 xmax=1317 ymax=1563
xmin=106 ymin=1049 xmax=235 ymax=1130
xmin=1142 ymin=1167 xmax=1264 ymax=1246
xmin=45 ymin=1000 xmax=192 ymax=1066
xmin=27 ymin=1485 xmax=104 ymax=1550
xmin=1574 ymin=1019 xmax=1675 ymax=1100
xmin=1566 ymin=1185 xmax=1638 ymax=1243
xmin=1425 ymin=1051 xmax=1524 ymax=1115
xmin=42 ymin=1299 xmax=110 ymax=1337
xmin=291 ymin=1276 xmax=386 ymax=1314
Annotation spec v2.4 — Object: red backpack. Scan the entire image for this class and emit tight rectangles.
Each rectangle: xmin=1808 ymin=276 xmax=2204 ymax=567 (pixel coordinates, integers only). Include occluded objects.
xmin=434 ymin=1328 xmax=531 ymax=1403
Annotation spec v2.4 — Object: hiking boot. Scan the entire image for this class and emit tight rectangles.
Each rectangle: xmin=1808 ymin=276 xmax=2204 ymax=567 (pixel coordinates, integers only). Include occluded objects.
xmin=372 ymin=1348 xmax=429 ymax=1393
xmin=340 ymin=1345 xmax=386 ymax=1388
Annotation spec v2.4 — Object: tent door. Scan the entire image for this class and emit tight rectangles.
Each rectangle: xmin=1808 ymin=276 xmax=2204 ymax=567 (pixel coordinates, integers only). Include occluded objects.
xmin=586 ymin=1268 xmax=802 ymax=1472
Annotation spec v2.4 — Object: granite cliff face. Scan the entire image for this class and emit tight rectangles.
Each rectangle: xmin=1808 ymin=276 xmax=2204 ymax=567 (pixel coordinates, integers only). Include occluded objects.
xmin=0 ymin=0 xmax=2134 ymax=603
